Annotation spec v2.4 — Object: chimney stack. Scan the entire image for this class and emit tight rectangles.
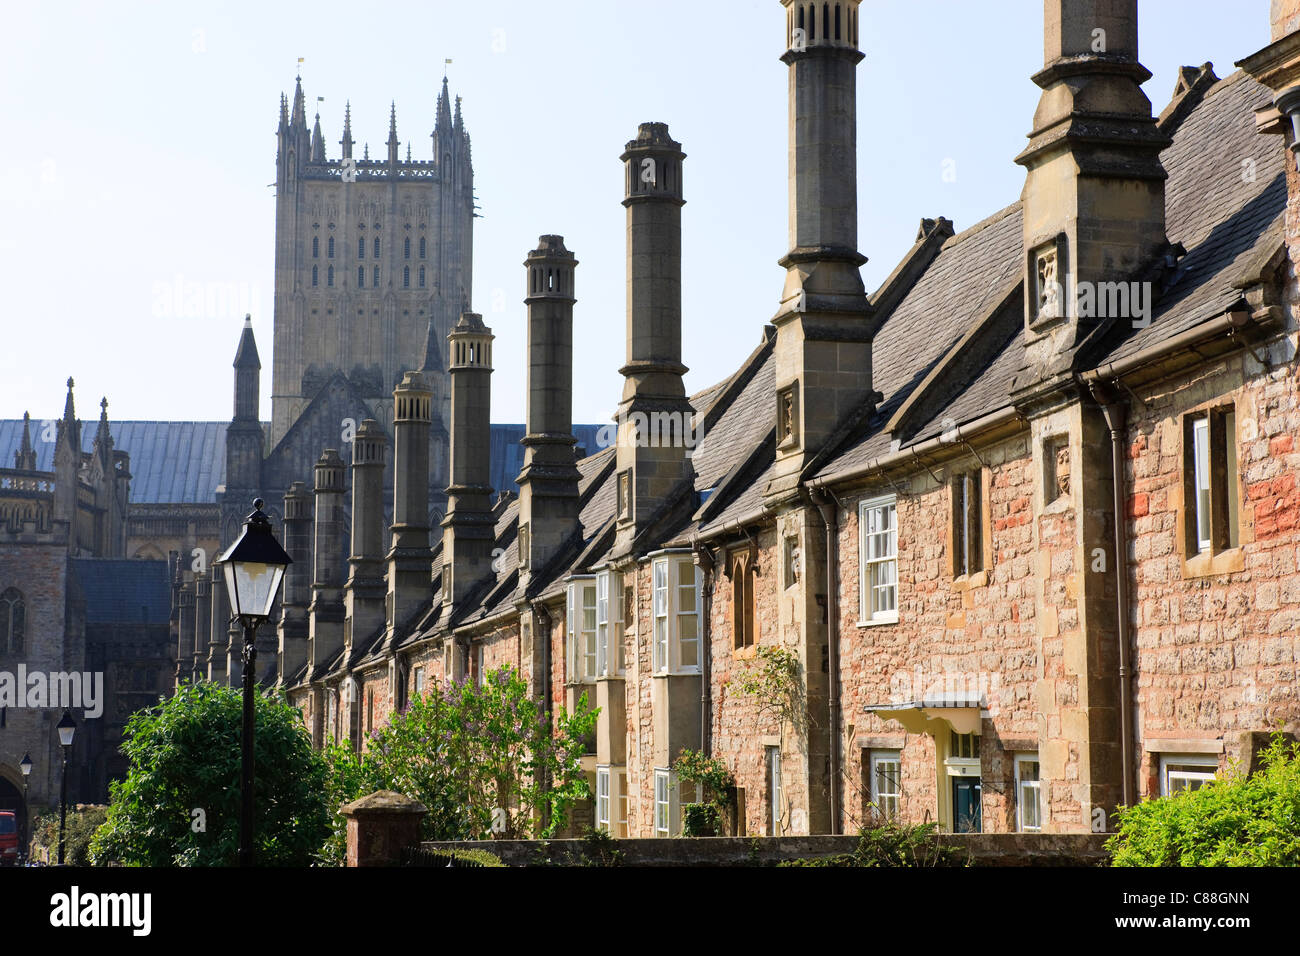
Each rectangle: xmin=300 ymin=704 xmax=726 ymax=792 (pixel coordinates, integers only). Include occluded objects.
xmin=517 ymin=236 xmax=582 ymax=588
xmin=441 ymin=313 xmax=496 ymax=612
xmin=277 ymin=480 xmax=313 ymax=685
xmin=1015 ymin=0 xmax=1168 ymax=380
xmin=207 ymin=563 xmax=229 ymax=682
xmin=345 ymin=421 xmax=389 ymax=661
xmin=308 ymin=449 xmax=348 ymax=677
xmin=388 ymin=372 xmax=435 ymax=629
xmin=766 ymin=0 xmax=875 ymax=503
xmin=613 ymin=123 xmax=696 ymax=554
xmin=192 ymin=572 xmax=210 ymax=680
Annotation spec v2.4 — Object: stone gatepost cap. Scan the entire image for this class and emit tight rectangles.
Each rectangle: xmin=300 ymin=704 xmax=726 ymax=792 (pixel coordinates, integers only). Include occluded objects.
xmin=339 ymin=790 xmax=428 ymax=817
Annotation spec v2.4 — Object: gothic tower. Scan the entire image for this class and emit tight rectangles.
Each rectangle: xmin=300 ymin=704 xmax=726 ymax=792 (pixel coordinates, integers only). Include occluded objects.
xmin=269 ymin=74 xmax=473 ymax=477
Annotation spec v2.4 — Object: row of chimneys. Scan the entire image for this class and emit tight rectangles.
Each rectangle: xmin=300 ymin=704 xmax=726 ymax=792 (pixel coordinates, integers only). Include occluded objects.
xmin=267 ymin=0 xmax=1173 ymax=684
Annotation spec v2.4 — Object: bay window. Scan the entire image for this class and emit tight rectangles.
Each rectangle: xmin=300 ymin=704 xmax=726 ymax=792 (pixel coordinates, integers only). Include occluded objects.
xmin=565 ymin=577 xmax=598 ymax=683
xmin=651 ymin=554 xmax=701 ymax=674
xmin=596 ymin=570 xmax=624 ymax=676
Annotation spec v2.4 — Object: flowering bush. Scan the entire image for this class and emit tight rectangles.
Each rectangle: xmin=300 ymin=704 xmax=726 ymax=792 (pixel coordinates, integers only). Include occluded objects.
xmin=326 ymin=666 xmax=598 ymax=845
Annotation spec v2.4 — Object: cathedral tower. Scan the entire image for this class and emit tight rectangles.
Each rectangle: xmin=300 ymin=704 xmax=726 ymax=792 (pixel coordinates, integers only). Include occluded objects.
xmin=269 ymin=75 xmax=474 ymax=457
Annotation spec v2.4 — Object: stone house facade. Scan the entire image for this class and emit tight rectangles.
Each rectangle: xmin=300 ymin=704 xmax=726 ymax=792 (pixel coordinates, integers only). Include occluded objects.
xmin=268 ymin=0 xmax=1300 ymax=845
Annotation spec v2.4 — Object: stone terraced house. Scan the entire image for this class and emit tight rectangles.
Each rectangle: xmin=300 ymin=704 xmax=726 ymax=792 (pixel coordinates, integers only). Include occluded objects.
xmin=272 ymin=0 xmax=1300 ymax=841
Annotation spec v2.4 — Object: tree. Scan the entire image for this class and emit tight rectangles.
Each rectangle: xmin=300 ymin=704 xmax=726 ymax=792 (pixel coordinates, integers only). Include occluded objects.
xmin=90 ymin=682 xmax=331 ymax=867
xmin=328 ymin=666 xmax=599 ymax=843
xmin=1108 ymin=734 xmax=1300 ymax=866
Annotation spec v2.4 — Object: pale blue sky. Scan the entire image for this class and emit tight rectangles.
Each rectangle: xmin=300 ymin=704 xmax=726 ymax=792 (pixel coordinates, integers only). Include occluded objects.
xmin=0 ymin=1 xmax=1272 ymax=428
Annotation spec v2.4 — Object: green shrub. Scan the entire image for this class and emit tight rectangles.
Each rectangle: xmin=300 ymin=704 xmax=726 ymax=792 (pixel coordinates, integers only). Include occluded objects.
xmin=30 ymin=805 xmax=108 ymax=866
xmin=673 ymin=749 xmax=735 ymax=836
xmin=682 ymin=802 xmax=720 ymax=837
xmin=89 ymin=681 xmax=331 ymax=867
xmin=1108 ymin=734 xmax=1300 ymax=867
xmin=324 ymin=666 xmax=599 ymax=846
xmin=777 ymin=822 xmax=969 ymax=868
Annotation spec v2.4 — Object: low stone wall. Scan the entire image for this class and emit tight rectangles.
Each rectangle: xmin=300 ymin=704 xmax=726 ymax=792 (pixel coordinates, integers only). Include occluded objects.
xmin=418 ymin=832 xmax=1110 ymax=867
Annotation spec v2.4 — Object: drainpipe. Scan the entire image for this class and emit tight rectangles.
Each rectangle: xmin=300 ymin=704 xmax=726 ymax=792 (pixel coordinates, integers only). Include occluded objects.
xmin=809 ymin=489 xmax=842 ymax=835
xmin=1088 ymin=383 xmax=1135 ymax=810
xmin=531 ymin=598 xmax=553 ymax=828
xmin=694 ymin=541 xmax=715 ymax=757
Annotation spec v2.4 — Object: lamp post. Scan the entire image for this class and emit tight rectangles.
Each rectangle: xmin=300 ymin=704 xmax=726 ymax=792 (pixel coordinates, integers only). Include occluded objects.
xmin=216 ymin=498 xmax=292 ymax=867
xmin=19 ymin=752 xmax=31 ymax=866
xmin=56 ymin=711 xmax=75 ymax=866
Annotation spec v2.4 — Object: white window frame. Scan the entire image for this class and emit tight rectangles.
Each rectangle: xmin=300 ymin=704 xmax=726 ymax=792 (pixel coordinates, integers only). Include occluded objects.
xmin=858 ymin=495 xmax=898 ymax=624
xmin=870 ymin=750 xmax=901 ymax=823
xmin=654 ymin=769 xmax=671 ymax=837
xmin=412 ymin=666 xmax=424 ymax=699
xmin=617 ymin=769 xmax=629 ymax=838
xmin=565 ymin=577 xmax=598 ymax=683
xmin=1160 ymin=754 xmax=1218 ymax=796
xmin=651 ymin=555 xmax=701 ymax=674
xmin=596 ymin=766 xmax=611 ymax=833
xmin=1014 ymin=754 xmax=1041 ymax=833
xmin=1192 ymin=417 xmax=1212 ymax=552
xmin=596 ymin=570 xmax=624 ymax=677
xmin=473 ymin=644 xmax=485 ymax=688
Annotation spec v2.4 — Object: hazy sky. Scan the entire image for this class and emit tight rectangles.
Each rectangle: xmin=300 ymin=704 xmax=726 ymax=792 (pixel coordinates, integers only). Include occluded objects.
xmin=0 ymin=0 xmax=1272 ymax=428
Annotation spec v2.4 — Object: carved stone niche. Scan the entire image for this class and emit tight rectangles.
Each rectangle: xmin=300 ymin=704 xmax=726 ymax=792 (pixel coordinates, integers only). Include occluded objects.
xmin=1044 ymin=435 xmax=1070 ymax=504
xmin=1027 ymin=233 xmax=1068 ymax=331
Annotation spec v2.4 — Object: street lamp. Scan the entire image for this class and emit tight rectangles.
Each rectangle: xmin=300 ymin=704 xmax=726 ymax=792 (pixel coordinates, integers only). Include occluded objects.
xmin=216 ymin=498 xmax=292 ymax=867
xmin=56 ymin=711 xmax=75 ymax=866
xmin=19 ymin=752 xmax=31 ymax=866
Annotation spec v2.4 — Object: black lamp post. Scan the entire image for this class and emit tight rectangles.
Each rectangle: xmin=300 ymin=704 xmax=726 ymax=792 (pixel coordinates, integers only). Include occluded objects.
xmin=56 ymin=711 xmax=75 ymax=865
xmin=216 ymin=498 xmax=292 ymax=867
xmin=19 ymin=752 xmax=31 ymax=866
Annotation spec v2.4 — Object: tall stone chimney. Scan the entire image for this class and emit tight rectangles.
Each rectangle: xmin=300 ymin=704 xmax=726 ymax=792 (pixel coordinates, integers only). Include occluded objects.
xmin=192 ymin=573 xmax=210 ymax=681
xmin=277 ymin=481 xmax=312 ymax=685
xmin=388 ymin=372 xmax=435 ymax=630
xmin=207 ymin=564 xmax=229 ymax=682
xmin=177 ymin=573 xmax=196 ymax=685
xmin=613 ymin=123 xmax=695 ymax=554
xmin=308 ymin=449 xmax=348 ymax=676
xmin=441 ymin=313 xmax=496 ymax=612
xmin=1015 ymin=0 xmax=1169 ymax=381
xmin=766 ymin=0 xmax=875 ymax=503
xmin=517 ymin=236 xmax=582 ymax=589
xmin=345 ymin=420 xmax=388 ymax=660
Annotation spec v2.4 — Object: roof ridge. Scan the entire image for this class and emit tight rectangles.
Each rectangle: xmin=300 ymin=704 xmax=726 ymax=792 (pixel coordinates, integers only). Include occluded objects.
xmin=939 ymin=200 xmax=1022 ymax=252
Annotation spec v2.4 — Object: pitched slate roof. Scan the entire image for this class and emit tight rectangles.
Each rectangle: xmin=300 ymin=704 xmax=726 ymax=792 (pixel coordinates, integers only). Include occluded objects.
xmin=1097 ymin=69 xmax=1286 ymax=363
xmin=0 ymin=420 xmax=232 ymax=503
xmin=813 ymin=68 xmax=1288 ymax=481
xmin=72 ymin=558 xmax=172 ymax=625
xmin=0 ymin=420 xmax=606 ymax=505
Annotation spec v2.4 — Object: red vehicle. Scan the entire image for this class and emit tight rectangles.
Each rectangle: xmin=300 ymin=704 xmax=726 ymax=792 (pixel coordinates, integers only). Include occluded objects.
xmin=0 ymin=811 xmax=17 ymax=866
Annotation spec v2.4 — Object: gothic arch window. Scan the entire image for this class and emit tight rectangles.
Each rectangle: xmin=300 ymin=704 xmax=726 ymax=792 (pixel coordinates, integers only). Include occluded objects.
xmin=312 ymin=265 xmax=319 ymax=287
xmin=834 ymin=3 xmax=841 ymax=40
xmin=373 ymin=266 xmax=379 ymax=287
xmin=374 ymin=237 xmax=380 ymax=258
xmin=358 ymin=266 xmax=365 ymax=287
xmin=404 ymin=237 xmax=411 ymax=259
xmin=419 ymin=237 xmax=426 ymax=259
xmin=328 ymin=236 xmax=335 ymax=258
xmin=312 ymin=236 xmax=320 ymax=258
xmin=403 ymin=266 xmax=410 ymax=288
xmin=328 ymin=265 xmax=335 ymax=287
xmin=418 ymin=266 xmax=426 ymax=288
xmin=358 ymin=237 xmax=365 ymax=259
xmin=1 ymin=588 xmax=25 ymax=656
